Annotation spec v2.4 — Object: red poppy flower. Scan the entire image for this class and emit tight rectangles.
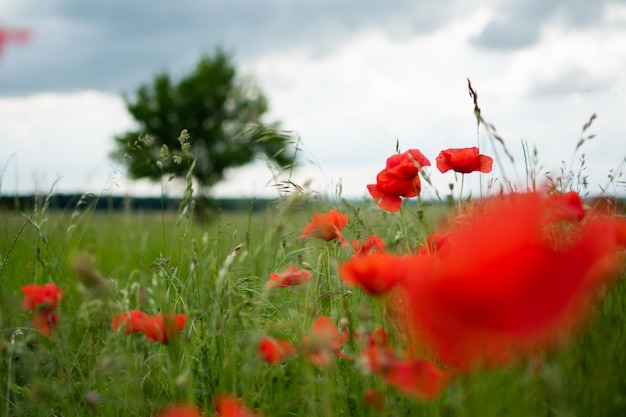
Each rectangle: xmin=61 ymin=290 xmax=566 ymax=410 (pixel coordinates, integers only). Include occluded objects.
xmin=21 ymin=282 xmax=63 ymax=311
xmin=351 ymin=235 xmax=386 ymax=259
xmin=383 ymin=359 xmax=451 ymax=400
xmin=141 ymin=313 xmax=187 ymax=344
xmin=302 ymin=316 xmax=350 ymax=366
xmin=546 ymin=190 xmax=585 ymax=222
xmin=368 ymin=149 xmax=431 ymax=212
xmin=215 ymin=396 xmax=260 ymax=417
xmin=21 ymin=282 xmax=64 ymax=337
xmin=156 ymin=404 xmax=204 ymax=417
xmin=435 ymin=147 xmax=493 ymax=174
xmin=111 ymin=310 xmax=149 ymax=334
xmin=301 ymin=209 xmax=349 ymax=243
xmin=340 ymin=253 xmax=404 ymax=295
xmin=265 ymin=265 xmax=312 ymax=288
xmin=389 ymin=192 xmax=626 ymax=370
xmin=417 ymin=233 xmax=450 ymax=256
xmin=30 ymin=310 xmax=59 ymax=338
xmin=358 ymin=328 xmax=395 ymax=374
xmin=257 ymin=336 xmax=296 ymax=364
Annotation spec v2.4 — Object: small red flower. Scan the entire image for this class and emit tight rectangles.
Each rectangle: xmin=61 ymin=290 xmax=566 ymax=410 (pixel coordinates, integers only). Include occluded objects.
xmin=340 ymin=253 xmax=403 ymax=295
xmin=30 ymin=310 xmax=59 ymax=338
xmin=21 ymin=282 xmax=64 ymax=337
xmin=368 ymin=149 xmax=431 ymax=212
xmin=417 ymin=233 xmax=450 ymax=256
xmin=301 ymin=209 xmax=349 ymax=243
xmin=302 ymin=316 xmax=350 ymax=366
xmin=265 ymin=265 xmax=312 ymax=288
xmin=547 ymin=191 xmax=585 ymax=222
xmin=351 ymin=235 xmax=386 ymax=259
xmin=258 ymin=336 xmax=296 ymax=364
xmin=435 ymin=147 xmax=493 ymax=174
xmin=156 ymin=404 xmax=204 ymax=417
xmin=111 ymin=310 xmax=149 ymax=334
xmin=21 ymin=282 xmax=63 ymax=311
xmin=383 ymin=359 xmax=451 ymax=400
xmin=141 ymin=313 xmax=187 ymax=344
xmin=215 ymin=395 xmax=260 ymax=417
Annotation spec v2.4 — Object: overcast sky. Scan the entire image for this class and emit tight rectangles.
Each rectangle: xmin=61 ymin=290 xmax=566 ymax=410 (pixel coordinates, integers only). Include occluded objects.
xmin=1 ymin=0 xmax=625 ymax=200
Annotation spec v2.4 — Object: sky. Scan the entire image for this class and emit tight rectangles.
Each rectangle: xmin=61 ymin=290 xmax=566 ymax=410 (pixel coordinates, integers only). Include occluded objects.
xmin=1 ymin=0 xmax=625 ymax=201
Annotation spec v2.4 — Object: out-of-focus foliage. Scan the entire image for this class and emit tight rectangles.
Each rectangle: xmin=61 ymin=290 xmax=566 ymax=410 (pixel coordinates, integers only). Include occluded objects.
xmin=112 ymin=48 xmax=295 ymax=190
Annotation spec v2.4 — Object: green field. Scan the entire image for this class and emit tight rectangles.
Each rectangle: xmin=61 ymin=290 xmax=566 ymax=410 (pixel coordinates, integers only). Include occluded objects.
xmin=1 ymin=194 xmax=626 ymax=417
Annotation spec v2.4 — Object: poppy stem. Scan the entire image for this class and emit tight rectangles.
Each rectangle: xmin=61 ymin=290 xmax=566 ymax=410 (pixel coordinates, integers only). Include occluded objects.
xmin=459 ymin=173 xmax=465 ymax=210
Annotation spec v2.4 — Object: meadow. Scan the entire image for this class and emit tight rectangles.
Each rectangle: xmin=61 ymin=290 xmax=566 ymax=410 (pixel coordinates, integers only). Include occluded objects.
xmin=1 ymin=182 xmax=625 ymax=417
xmin=2 ymin=99 xmax=626 ymax=416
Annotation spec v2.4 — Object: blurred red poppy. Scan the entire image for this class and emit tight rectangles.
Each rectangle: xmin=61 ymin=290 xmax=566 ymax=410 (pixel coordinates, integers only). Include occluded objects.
xmin=302 ymin=316 xmax=350 ymax=366
xmin=383 ymin=359 xmax=451 ymax=400
xmin=112 ymin=311 xmax=186 ymax=344
xmin=351 ymin=235 xmax=386 ymax=259
xmin=141 ymin=313 xmax=187 ymax=344
xmin=111 ymin=310 xmax=149 ymax=334
xmin=21 ymin=282 xmax=63 ymax=311
xmin=21 ymin=282 xmax=64 ymax=337
xmin=301 ymin=209 xmax=349 ymax=243
xmin=417 ymin=233 xmax=450 ymax=256
xmin=368 ymin=149 xmax=431 ymax=212
xmin=215 ymin=395 xmax=260 ymax=417
xmin=257 ymin=336 xmax=296 ymax=364
xmin=340 ymin=253 xmax=403 ymax=295
xmin=389 ymin=192 xmax=626 ymax=370
xmin=30 ymin=310 xmax=59 ymax=338
xmin=435 ymin=147 xmax=493 ymax=174
xmin=156 ymin=404 xmax=204 ymax=417
xmin=265 ymin=265 xmax=312 ymax=288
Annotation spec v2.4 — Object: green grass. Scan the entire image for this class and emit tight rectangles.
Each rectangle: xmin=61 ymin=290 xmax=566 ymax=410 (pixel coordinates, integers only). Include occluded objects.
xmin=1 ymin=193 xmax=625 ymax=417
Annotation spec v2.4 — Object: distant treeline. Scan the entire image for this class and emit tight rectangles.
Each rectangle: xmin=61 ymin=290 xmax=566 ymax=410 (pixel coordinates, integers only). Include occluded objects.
xmin=0 ymin=194 xmax=276 ymax=212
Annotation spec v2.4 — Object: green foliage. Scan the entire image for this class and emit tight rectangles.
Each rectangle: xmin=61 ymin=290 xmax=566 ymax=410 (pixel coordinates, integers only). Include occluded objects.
xmin=112 ymin=48 xmax=296 ymax=191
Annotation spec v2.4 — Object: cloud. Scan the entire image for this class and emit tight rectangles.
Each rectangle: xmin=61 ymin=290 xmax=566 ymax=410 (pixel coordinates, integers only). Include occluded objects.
xmin=471 ymin=0 xmax=623 ymax=50
xmin=0 ymin=0 xmax=470 ymax=96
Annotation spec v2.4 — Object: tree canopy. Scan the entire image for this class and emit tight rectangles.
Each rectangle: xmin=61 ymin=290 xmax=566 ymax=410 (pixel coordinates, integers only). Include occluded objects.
xmin=112 ymin=49 xmax=295 ymax=191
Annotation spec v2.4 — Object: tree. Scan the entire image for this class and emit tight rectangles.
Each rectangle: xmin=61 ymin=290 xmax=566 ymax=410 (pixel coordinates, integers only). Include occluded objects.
xmin=112 ymin=48 xmax=295 ymax=192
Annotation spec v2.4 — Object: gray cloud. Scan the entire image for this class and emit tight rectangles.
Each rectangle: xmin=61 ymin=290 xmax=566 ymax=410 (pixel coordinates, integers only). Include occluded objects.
xmin=0 ymin=0 xmax=466 ymax=96
xmin=472 ymin=0 xmax=625 ymax=50
xmin=1 ymin=0 xmax=624 ymax=96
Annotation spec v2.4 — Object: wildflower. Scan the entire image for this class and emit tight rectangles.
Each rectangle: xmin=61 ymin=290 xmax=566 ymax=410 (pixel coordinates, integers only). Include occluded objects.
xmin=383 ymin=359 xmax=450 ymax=400
xmin=215 ymin=395 xmax=260 ymax=417
xmin=339 ymin=253 xmax=403 ymax=295
xmin=435 ymin=147 xmax=493 ymax=174
xmin=30 ymin=310 xmax=59 ymax=338
xmin=111 ymin=310 xmax=149 ymax=334
xmin=141 ymin=314 xmax=187 ymax=344
xmin=21 ymin=282 xmax=63 ymax=311
xmin=417 ymin=233 xmax=450 ymax=256
xmin=21 ymin=282 xmax=64 ymax=337
xmin=301 ymin=209 xmax=349 ymax=243
xmin=265 ymin=265 xmax=312 ymax=288
xmin=546 ymin=190 xmax=585 ymax=222
xmin=357 ymin=328 xmax=395 ymax=374
xmin=257 ymin=336 xmax=296 ymax=364
xmin=389 ymin=192 xmax=626 ymax=370
xmin=302 ymin=316 xmax=350 ymax=366
xmin=156 ymin=404 xmax=204 ymax=417
xmin=368 ymin=149 xmax=431 ymax=212
xmin=351 ymin=235 xmax=386 ymax=259
xmin=112 ymin=311 xmax=186 ymax=344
